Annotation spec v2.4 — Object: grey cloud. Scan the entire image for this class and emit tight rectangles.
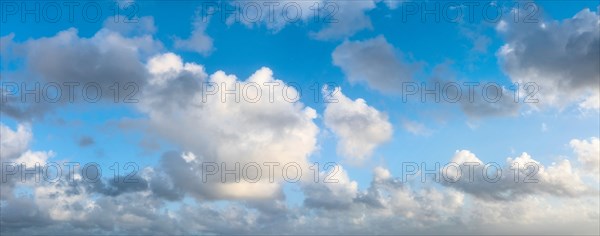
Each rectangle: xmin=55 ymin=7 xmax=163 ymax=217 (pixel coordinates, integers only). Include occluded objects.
xmin=425 ymin=63 xmax=520 ymax=118
xmin=1 ymin=163 xmax=178 ymax=234
xmin=0 ymin=94 xmax=54 ymax=121
xmin=148 ymin=171 xmax=184 ymax=201
xmin=0 ymin=33 xmax=15 ymax=59
xmin=333 ymin=37 xmax=519 ymax=118
xmin=303 ymin=185 xmax=354 ymax=210
xmin=85 ymin=175 xmax=149 ymax=197
xmin=2 ymin=152 xmax=598 ymax=235
xmin=440 ymin=79 xmax=520 ymax=118
xmin=310 ymin=1 xmax=377 ymax=40
xmin=440 ymin=151 xmax=597 ymax=201
xmin=497 ymin=7 xmax=600 ymax=109
xmin=149 ymin=151 xmax=225 ymax=201
xmin=140 ymin=55 xmax=206 ymax=114
xmin=174 ymin=15 xmax=214 ymax=55
xmin=332 ymin=35 xmax=421 ymax=94
xmin=23 ymin=28 xmax=149 ymax=91
xmin=0 ymin=197 xmax=52 ymax=232
xmin=1 ymin=193 xmax=180 ymax=235
xmin=77 ymin=136 xmax=95 ymax=147
xmin=458 ymin=91 xmax=520 ymax=118
xmin=1 ymin=25 xmax=161 ymax=121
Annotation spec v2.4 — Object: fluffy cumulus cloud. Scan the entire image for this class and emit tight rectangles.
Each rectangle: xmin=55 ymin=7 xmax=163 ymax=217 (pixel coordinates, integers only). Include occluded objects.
xmin=497 ymin=7 xmax=600 ymax=110
xmin=324 ymin=87 xmax=393 ymax=162
xmin=441 ymin=150 xmax=597 ymax=201
xmin=138 ymin=56 xmax=319 ymax=199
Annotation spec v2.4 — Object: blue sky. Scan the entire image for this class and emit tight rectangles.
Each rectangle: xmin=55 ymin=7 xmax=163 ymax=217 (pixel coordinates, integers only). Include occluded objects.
xmin=1 ymin=0 xmax=599 ymax=234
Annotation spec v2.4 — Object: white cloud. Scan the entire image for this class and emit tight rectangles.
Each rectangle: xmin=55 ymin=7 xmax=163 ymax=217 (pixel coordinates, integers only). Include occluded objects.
xmin=570 ymin=137 xmax=600 ymax=177
xmin=402 ymin=119 xmax=432 ymax=136
xmin=373 ymin=166 xmax=391 ymax=181
xmin=541 ymin=122 xmax=548 ymax=132
xmin=139 ymin=60 xmax=319 ymax=200
xmin=13 ymin=150 xmax=54 ymax=167
xmin=324 ymin=87 xmax=393 ymax=162
xmin=443 ymin=150 xmax=596 ymax=200
xmin=579 ymin=93 xmax=600 ymax=110
xmin=0 ymin=123 xmax=32 ymax=160
xmin=145 ymin=52 xmax=206 ymax=86
xmin=0 ymin=123 xmax=53 ymax=200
